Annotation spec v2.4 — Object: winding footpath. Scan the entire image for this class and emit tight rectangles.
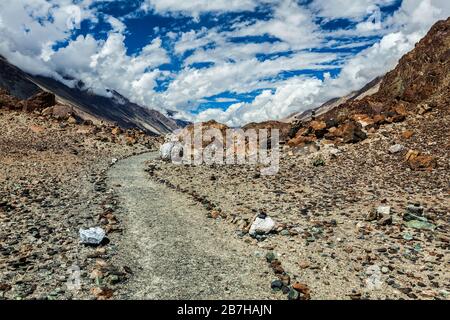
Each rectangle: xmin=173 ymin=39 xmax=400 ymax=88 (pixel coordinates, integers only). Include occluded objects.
xmin=107 ymin=152 xmax=276 ymax=300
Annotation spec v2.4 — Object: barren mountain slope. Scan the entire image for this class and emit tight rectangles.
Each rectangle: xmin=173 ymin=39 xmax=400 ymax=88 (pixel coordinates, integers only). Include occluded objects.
xmin=0 ymin=56 xmax=181 ymax=135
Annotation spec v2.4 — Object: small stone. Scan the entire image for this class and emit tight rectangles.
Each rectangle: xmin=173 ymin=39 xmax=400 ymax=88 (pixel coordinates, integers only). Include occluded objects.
xmin=287 ymin=289 xmax=299 ymax=300
xmin=377 ymin=206 xmax=391 ymax=216
xmin=389 ymin=144 xmax=404 ymax=154
xmin=378 ymin=215 xmax=392 ymax=226
xmin=249 ymin=215 xmax=275 ymax=236
xmin=265 ymin=251 xmax=276 ymax=263
xmin=79 ymin=227 xmax=105 ymax=245
xmin=271 ymin=280 xmax=283 ymax=291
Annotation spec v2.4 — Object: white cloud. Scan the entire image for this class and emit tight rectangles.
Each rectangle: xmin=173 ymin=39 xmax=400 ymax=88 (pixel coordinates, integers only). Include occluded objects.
xmin=310 ymin=0 xmax=397 ymax=21
xmin=190 ymin=0 xmax=450 ymax=126
xmin=159 ymin=50 xmax=338 ymax=110
xmin=141 ymin=0 xmax=258 ymax=17
xmin=230 ymin=0 xmax=321 ymax=50
xmin=0 ymin=0 xmax=449 ymax=127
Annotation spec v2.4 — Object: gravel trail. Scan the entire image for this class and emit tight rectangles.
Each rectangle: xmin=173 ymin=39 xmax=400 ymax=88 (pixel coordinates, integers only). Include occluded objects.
xmin=107 ymin=152 xmax=276 ymax=300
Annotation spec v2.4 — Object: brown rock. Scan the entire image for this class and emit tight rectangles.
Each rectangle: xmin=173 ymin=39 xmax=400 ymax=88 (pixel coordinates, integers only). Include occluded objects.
xmin=328 ymin=121 xmax=367 ymax=143
xmin=394 ymin=103 xmax=409 ymax=116
xmin=125 ymin=136 xmax=137 ymax=145
xmin=309 ymin=120 xmax=327 ymax=138
xmin=22 ymin=91 xmax=55 ymax=112
xmin=30 ymin=125 xmax=45 ymax=134
xmin=292 ymin=282 xmax=311 ymax=299
xmin=111 ymin=127 xmax=122 ymax=135
xmin=90 ymin=287 xmax=114 ymax=300
xmin=51 ymin=105 xmax=74 ymax=120
xmin=67 ymin=116 xmax=78 ymax=124
xmin=401 ymin=130 xmax=414 ymax=139
xmin=210 ymin=210 xmax=220 ymax=219
xmin=405 ymin=149 xmax=420 ymax=162
xmin=409 ymin=155 xmax=436 ymax=171
xmin=287 ymin=135 xmax=317 ymax=147
xmin=373 ymin=114 xmax=387 ymax=125
xmin=352 ymin=114 xmax=374 ymax=128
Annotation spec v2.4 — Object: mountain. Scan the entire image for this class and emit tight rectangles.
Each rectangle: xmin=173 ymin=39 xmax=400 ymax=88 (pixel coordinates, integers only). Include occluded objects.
xmin=0 ymin=55 xmax=183 ymax=135
xmin=288 ymin=17 xmax=449 ymax=146
xmin=283 ymin=76 xmax=383 ymax=123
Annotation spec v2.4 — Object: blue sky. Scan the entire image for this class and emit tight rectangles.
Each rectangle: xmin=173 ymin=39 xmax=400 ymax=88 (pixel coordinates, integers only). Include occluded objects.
xmin=0 ymin=0 xmax=449 ymax=125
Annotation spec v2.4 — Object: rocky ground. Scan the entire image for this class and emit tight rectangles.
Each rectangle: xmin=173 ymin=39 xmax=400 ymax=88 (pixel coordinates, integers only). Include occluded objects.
xmin=0 ymin=107 xmax=155 ymax=300
xmin=149 ymin=107 xmax=449 ymax=300
xmin=107 ymin=153 xmax=278 ymax=300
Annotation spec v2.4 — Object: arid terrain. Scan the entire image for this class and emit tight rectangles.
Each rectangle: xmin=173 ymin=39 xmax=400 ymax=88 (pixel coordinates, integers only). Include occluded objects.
xmin=150 ymin=106 xmax=449 ymax=299
xmin=147 ymin=18 xmax=450 ymax=300
xmin=0 ymin=15 xmax=448 ymax=301
xmin=0 ymin=92 xmax=157 ymax=299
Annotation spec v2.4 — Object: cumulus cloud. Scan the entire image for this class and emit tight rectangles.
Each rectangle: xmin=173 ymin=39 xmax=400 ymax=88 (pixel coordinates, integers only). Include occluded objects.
xmin=190 ymin=0 xmax=450 ymax=126
xmin=140 ymin=0 xmax=259 ymax=17
xmin=0 ymin=0 xmax=449 ymax=126
xmin=310 ymin=0 xmax=398 ymax=21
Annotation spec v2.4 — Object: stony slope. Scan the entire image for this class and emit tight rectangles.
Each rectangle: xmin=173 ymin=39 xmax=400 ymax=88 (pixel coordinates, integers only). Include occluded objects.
xmin=0 ymin=56 xmax=181 ymax=135
xmin=0 ymin=93 xmax=158 ymax=300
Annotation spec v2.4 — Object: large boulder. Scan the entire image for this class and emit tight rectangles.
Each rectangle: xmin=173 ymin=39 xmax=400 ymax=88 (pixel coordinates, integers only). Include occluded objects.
xmin=42 ymin=104 xmax=74 ymax=120
xmin=326 ymin=120 xmax=367 ymax=143
xmin=23 ymin=91 xmax=56 ymax=112
xmin=160 ymin=142 xmax=184 ymax=162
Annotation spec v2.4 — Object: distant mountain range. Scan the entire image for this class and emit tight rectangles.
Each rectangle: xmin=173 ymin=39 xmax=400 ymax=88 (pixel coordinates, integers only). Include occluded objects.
xmin=0 ymin=55 xmax=189 ymax=135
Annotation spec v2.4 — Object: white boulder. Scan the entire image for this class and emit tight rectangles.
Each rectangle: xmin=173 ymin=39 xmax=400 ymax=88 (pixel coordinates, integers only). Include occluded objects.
xmin=249 ymin=216 xmax=276 ymax=236
xmin=79 ymin=227 xmax=105 ymax=245
xmin=160 ymin=142 xmax=184 ymax=161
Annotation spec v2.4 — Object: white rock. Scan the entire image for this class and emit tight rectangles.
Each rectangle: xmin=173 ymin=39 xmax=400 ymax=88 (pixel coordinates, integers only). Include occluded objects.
xmin=159 ymin=142 xmax=183 ymax=161
xmin=377 ymin=206 xmax=391 ymax=216
xmin=389 ymin=144 xmax=404 ymax=154
xmin=79 ymin=227 xmax=105 ymax=245
xmin=249 ymin=216 xmax=275 ymax=236
xmin=111 ymin=158 xmax=118 ymax=164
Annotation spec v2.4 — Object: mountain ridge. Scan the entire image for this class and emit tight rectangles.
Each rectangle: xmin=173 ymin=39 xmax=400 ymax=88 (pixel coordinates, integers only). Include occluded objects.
xmin=0 ymin=55 xmax=185 ymax=135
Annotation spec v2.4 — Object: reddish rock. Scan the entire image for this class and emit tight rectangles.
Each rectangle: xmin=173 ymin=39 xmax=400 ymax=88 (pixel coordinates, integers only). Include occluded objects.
xmin=287 ymin=135 xmax=317 ymax=147
xmin=111 ymin=127 xmax=122 ymax=135
xmin=373 ymin=114 xmax=387 ymax=125
xmin=309 ymin=120 xmax=327 ymax=138
xmin=408 ymin=155 xmax=436 ymax=171
xmin=292 ymin=282 xmax=311 ymax=299
xmin=22 ymin=92 xmax=56 ymax=112
xmin=394 ymin=103 xmax=409 ymax=116
xmin=405 ymin=150 xmax=436 ymax=170
xmin=326 ymin=120 xmax=367 ymax=143
xmin=401 ymin=130 xmax=415 ymax=139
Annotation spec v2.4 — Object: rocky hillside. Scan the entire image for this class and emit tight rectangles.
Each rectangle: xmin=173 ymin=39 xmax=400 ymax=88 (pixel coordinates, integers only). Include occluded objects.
xmin=284 ymin=76 xmax=383 ymax=123
xmin=287 ymin=17 xmax=449 ymax=152
xmin=0 ymin=56 xmax=182 ymax=136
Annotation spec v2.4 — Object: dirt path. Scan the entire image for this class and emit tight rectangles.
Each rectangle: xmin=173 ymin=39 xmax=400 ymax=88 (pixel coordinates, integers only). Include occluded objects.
xmin=107 ymin=152 xmax=276 ymax=300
